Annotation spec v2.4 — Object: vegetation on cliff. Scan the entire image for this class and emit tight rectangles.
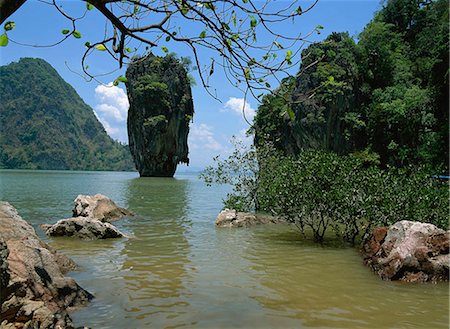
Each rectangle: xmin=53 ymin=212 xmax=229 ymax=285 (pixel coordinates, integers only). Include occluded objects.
xmin=0 ymin=58 xmax=134 ymax=171
xmin=254 ymin=0 xmax=449 ymax=170
xmin=125 ymin=54 xmax=194 ymax=177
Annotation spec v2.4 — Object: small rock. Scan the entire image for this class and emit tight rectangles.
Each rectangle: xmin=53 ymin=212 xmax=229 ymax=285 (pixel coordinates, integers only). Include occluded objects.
xmin=362 ymin=220 xmax=449 ymax=282
xmin=43 ymin=217 xmax=124 ymax=240
xmin=215 ymin=209 xmax=281 ymax=228
xmin=73 ymin=194 xmax=133 ymax=222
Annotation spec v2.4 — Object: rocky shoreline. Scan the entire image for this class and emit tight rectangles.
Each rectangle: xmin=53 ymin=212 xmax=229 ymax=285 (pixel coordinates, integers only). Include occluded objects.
xmin=0 ymin=195 xmax=135 ymax=328
xmin=0 ymin=201 xmax=93 ymax=329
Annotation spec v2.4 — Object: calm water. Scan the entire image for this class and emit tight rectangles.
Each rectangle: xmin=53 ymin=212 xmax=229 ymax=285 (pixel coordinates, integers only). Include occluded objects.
xmin=0 ymin=170 xmax=448 ymax=329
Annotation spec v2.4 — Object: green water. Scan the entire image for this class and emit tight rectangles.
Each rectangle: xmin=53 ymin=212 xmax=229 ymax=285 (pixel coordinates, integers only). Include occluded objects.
xmin=0 ymin=170 xmax=448 ymax=329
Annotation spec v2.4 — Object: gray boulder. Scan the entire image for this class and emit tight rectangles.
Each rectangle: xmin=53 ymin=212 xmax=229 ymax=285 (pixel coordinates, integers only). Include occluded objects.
xmin=43 ymin=217 xmax=124 ymax=240
xmin=73 ymin=193 xmax=133 ymax=222
xmin=363 ymin=220 xmax=449 ymax=282
xmin=215 ymin=209 xmax=281 ymax=228
xmin=0 ymin=201 xmax=93 ymax=329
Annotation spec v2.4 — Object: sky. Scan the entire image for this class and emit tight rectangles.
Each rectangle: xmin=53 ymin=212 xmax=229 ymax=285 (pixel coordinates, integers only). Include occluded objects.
xmin=0 ymin=0 xmax=381 ymax=171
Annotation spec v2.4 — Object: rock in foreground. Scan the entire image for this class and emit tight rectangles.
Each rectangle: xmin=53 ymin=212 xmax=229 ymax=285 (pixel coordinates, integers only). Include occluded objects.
xmin=125 ymin=54 xmax=194 ymax=177
xmin=0 ymin=201 xmax=93 ymax=329
xmin=43 ymin=217 xmax=124 ymax=240
xmin=215 ymin=209 xmax=281 ymax=228
xmin=363 ymin=220 xmax=449 ymax=282
xmin=73 ymin=194 xmax=133 ymax=222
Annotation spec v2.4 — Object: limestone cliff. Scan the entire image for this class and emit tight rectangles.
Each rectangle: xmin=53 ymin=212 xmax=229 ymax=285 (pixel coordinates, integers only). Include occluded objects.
xmin=125 ymin=54 xmax=194 ymax=177
xmin=254 ymin=33 xmax=360 ymax=156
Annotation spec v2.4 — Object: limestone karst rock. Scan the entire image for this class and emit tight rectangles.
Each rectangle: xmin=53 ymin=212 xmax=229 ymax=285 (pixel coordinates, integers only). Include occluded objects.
xmin=125 ymin=54 xmax=194 ymax=177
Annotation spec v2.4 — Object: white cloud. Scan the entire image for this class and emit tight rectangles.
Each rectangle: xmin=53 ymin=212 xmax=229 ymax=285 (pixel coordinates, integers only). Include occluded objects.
xmin=189 ymin=123 xmax=223 ymax=151
xmin=94 ymin=83 xmax=129 ymax=143
xmin=223 ymin=97 xmax=256 ymax=122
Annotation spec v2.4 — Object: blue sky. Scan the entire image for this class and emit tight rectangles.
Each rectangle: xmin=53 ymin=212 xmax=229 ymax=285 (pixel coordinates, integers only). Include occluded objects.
xmin=0 ymin=0 xmax=381 ymax=171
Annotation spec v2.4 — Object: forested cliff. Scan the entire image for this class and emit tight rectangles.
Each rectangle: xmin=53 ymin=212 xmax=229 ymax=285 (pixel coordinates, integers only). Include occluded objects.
xmin=254 ymin=0 xmax=448 ymax=170
xmin=0 ymin=58 xmax=134 ymax=171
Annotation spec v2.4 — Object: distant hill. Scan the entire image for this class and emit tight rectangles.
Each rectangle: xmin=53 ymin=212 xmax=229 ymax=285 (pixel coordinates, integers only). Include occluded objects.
xmin=0 ymin=58 xmax=135 ymax=171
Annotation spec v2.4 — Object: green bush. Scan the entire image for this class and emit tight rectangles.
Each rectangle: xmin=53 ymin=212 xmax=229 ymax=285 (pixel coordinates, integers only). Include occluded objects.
xmin=258 ymin=149 xmax=448 ymax=243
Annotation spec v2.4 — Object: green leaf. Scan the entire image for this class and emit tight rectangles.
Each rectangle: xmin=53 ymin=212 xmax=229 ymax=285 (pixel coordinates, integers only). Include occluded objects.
xmin=117 ymin=76 xmax=128 ymax=83
xmin=242 ymin=0 xmax=248 ymax=3
xmin=226 ymin=39 xmax=232 ymax=48
xmin=72 ymin=30 xmax=82 ymax=39
xmin=0 ymin=34 xmax=8 ymax=47
xmin=113 ymin=79 xmax=119 ymax=86
xmin=250 ymin=16 xmax=257 ymax=28
xmin=165 ymin=36 xmax=171 ymax=42
xmin=295 ymin=6 xmax=302 ymax=14
xmin=285 ymin=49 xmax=293 ymax=64
xmin=86 ymin=2 xmax=94 ymax=10
xmin=221 ymin=22 xmax=230 ymax=31
xmin=134 ymin=4 xmax=139 ymax=14
xmin=4 ymin=21 xmax=16 ymax=31
xmin=125 ymin=47 xmax=133 ymax=53
xmin=84 ymin=41 xmax=91 ymax=48
xmin=244 ymin=67 xmax=251 ymax=80
xmin=161 ymin=46 xmax=169 ymax=53
xmin=181 ymin=5 xmax=189 ymax=15
xmin=286 ymin=108 xmax=295 ymax=121
xmin=265 ymin=82 xmax=271 ymax=88
xmin=95 ymin=44 xmax=107 ymax=51
xmin=204 ymin=2 xmax=215 ymax=10
xmin=61 ymin=29 xmax=70 ymax=35
xmin=199 ymin=30 xmax=206 ymax=39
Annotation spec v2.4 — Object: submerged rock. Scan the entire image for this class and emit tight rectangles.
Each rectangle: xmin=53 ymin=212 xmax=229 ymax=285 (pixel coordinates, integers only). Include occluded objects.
xmin=73 ymin=194 xmax=133 ymax=222
xmin=125 ymin=54 xmax=194 ymax=177
xmin=215 ymin=209 xmax=281 ymax=228
xmin=362 ymin=220 xmax=449 ymax=282
xmin=0 ymin=201 xmax=93 ymax=328
xmin=43 ymin=217 xmax=124 ymax=240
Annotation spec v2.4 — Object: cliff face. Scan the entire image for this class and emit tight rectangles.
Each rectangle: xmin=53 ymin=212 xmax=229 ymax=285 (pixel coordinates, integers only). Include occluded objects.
xmin=0 ymin=58 xmax=134 ymax=171
xmin=254 ymin=33 xmax=360 ymax=156
xmin=125 ymin=54 xmax=194 ymax=177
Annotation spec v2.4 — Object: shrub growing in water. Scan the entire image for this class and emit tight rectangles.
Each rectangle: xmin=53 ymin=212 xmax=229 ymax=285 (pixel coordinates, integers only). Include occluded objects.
xmin=258 ymin=149 xmax=448 ymax=244
xmin=202 ymin=144 xmax=448 ymax=244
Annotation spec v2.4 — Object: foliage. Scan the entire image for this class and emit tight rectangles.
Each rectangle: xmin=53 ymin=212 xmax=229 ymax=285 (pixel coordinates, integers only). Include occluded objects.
xmin=200 ymin=138 xmax=258 ymax=212
xmin=0 ymin=58 xmax=134 ymax=171
xmin=253 ymin=0 xmax=448 ymax=171
xmin=257 ymin=149 xmax=448 ymax=244
xmin=0 ymin=0 xmax=320 ymax=97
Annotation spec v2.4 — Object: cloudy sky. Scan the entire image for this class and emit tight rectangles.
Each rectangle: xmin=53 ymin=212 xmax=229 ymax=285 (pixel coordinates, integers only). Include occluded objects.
xmin=0 ymin=0 xmax=380 ymax=171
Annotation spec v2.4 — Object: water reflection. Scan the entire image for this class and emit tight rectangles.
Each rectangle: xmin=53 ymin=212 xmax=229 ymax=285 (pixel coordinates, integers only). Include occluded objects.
xmin=121 ymin=177 xmax=193 ymax=327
